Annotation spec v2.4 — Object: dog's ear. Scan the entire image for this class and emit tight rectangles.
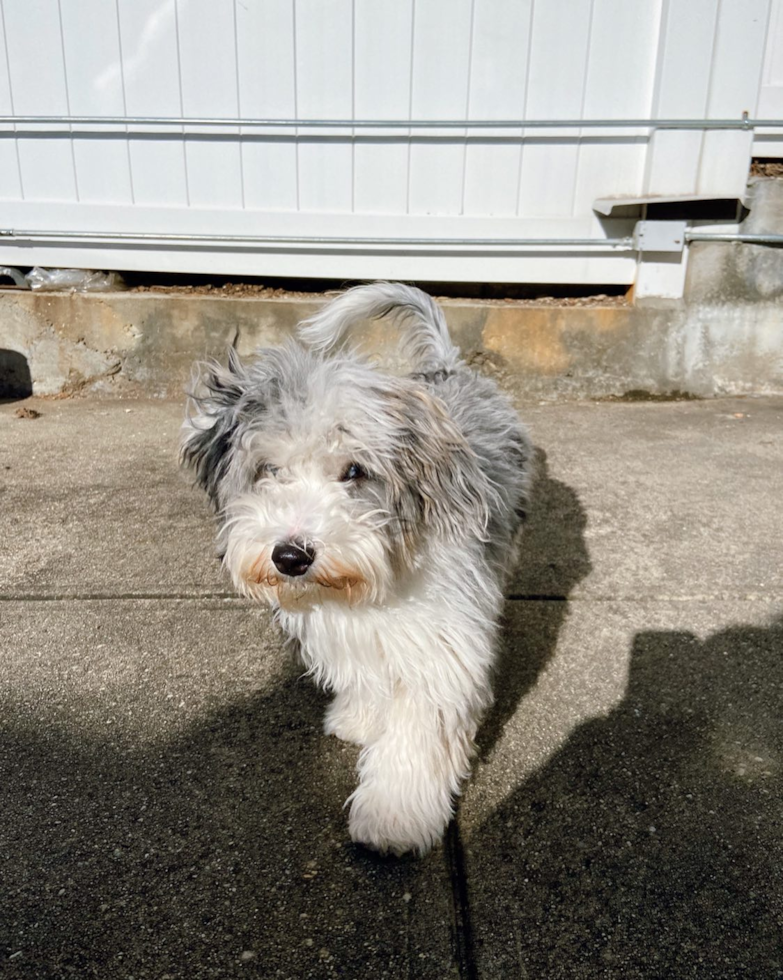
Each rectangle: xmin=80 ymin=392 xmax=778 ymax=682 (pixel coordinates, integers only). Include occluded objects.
xmin=379 ymin=382 xmax=493 ymax=542
xmin=181 ymin=349 xmax=247 ymax=509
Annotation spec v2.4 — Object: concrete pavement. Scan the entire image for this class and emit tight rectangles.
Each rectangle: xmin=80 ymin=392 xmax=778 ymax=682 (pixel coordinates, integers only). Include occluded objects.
xmin=1 ymin=395 xmax=781 ymax=979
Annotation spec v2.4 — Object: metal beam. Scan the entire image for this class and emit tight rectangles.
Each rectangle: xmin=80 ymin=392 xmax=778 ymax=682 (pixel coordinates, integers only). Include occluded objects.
xmin=0 ymin=229 xmax=636 ymax=250
xmin=0 ymin=114 xmax=781 ymax=134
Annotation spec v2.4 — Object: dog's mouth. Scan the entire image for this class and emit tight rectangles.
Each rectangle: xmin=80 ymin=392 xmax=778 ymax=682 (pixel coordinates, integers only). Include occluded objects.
xmin=240 ymin=553 xmax=370 ymax=608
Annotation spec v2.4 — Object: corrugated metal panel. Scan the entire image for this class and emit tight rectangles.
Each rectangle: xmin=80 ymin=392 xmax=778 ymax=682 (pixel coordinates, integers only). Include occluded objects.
xmin=0 ymin=0 xmax=776 ymax=286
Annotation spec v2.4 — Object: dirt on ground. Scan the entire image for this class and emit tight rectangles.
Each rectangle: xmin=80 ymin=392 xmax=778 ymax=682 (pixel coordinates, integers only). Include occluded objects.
xmin=130 ymin=282 xmax=317 ymax=299
xmin=750 ymin=158 xmax=783 ymax=177
xmin=128 ymin=280 xmax=630 ymax=307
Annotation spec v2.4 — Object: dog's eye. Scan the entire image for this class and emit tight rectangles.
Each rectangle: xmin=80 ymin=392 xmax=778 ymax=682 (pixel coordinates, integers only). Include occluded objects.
xmin=340 ymin=462 xmax=366 ymax=482
xmin=255 ymin=462 xmax=279 ymax=481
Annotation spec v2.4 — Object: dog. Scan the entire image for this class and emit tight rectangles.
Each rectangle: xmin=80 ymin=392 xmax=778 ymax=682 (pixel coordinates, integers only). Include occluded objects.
xmin=181 ymin=283 xmax=533 ymax=856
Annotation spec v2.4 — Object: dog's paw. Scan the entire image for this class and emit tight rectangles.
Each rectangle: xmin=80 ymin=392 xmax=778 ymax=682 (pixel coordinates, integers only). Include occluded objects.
xmin=347 ymin=783 xmax=449 ymax=857
xmin=324 ymin=692 xmax=375 ymax=746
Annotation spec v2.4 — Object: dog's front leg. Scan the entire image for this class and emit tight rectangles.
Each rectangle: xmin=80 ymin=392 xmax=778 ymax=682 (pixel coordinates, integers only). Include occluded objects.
xmin=324 ymin=685 xmax=381 ymax=746
xmin=347 ymin=686 xmax=475 ymax=856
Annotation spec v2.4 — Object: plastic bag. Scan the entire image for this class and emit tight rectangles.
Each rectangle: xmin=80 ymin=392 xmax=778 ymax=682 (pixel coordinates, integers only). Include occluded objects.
xmin=0 ymin=266 xmax=29 ymax=288
xmin=25 ymin=267 xmax=125 ymax=292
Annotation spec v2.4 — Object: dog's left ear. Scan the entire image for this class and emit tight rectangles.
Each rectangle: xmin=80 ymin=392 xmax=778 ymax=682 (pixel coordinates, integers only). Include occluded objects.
xmin=383 ymin=383 xmax=492 ymax=541
xmin=181 ymin=349 xmax=247 ymax=509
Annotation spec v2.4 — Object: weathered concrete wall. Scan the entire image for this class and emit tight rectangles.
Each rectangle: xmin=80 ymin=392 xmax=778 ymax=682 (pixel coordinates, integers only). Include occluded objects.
xmin=0 ymin=292 xmax=124 ymax=396
xmin=1 ymin=288 xmax=780 ymax=401
xmin=686 ymin=178 xmax=783 ymax=304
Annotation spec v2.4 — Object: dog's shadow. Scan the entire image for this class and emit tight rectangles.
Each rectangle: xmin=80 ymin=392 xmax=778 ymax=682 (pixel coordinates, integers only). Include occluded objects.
xmin=477 ymin=448 xmax=592 ymax=760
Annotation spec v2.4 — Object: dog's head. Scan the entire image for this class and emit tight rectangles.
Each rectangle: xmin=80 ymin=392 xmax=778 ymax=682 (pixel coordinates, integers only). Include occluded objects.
xmin=181 ymin=342 xmax=490 ymax=610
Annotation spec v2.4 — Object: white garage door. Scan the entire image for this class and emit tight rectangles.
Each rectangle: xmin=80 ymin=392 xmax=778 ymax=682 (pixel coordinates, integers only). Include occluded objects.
xmin=0 ymin=0 xmax=776 ymax=287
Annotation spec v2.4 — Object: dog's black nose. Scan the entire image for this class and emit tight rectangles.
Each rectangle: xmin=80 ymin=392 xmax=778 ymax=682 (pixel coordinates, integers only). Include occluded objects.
xmin=271 ymin=540 xmax=315 ymax=577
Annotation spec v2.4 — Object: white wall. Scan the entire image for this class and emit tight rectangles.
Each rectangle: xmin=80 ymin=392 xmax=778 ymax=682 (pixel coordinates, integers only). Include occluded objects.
xmin=0 ymin=0 xmax=775 ymax=286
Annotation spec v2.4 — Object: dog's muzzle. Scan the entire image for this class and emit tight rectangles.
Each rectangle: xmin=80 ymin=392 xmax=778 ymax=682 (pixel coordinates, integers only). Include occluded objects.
xmin=271 ymin=540 xmax=316 ymax=577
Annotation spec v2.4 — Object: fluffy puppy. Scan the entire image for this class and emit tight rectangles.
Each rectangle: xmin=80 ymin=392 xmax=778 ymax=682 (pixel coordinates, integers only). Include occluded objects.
xmin=181 ymin=282 xmax=533 ymax=855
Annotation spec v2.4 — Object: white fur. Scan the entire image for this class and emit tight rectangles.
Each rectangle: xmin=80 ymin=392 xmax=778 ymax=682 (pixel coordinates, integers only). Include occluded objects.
xmin=277 ymin=538 xmax=499 ymax=854
xmin=181 ymin=283 xmax=533 ymax=856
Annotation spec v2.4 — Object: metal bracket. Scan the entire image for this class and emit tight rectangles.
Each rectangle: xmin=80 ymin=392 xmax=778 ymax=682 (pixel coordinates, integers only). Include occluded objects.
xmin=634 ymin=220 xmax=686 ymax=253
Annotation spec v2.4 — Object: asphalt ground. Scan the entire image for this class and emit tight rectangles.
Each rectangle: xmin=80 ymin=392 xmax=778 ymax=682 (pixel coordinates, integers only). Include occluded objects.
xmin=1 ymin=395 xmax=781 ymax=979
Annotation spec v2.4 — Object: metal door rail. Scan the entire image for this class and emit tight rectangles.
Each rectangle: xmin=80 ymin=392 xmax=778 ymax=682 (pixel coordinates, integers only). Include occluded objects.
xmin=0 ymin=114 xmax=781 ymax=134
xmin=0 ymin=229 xmax=636 ymax=250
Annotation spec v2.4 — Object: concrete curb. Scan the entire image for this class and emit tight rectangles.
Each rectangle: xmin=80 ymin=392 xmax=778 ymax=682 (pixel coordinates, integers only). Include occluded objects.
xmin=1 ymin=286 xmax=782 ymax=401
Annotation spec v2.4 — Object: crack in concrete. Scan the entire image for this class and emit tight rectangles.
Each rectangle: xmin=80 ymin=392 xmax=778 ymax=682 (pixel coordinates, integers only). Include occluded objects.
xmin=444 ymin=819 xmax=479 ymax=980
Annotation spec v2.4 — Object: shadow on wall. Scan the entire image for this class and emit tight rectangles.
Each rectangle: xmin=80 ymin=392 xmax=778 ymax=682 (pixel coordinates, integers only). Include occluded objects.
xmin=470 ymin=615 xmax=783 ymax=980
xmin=0 ymin=350 xmax=32 ymax=401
